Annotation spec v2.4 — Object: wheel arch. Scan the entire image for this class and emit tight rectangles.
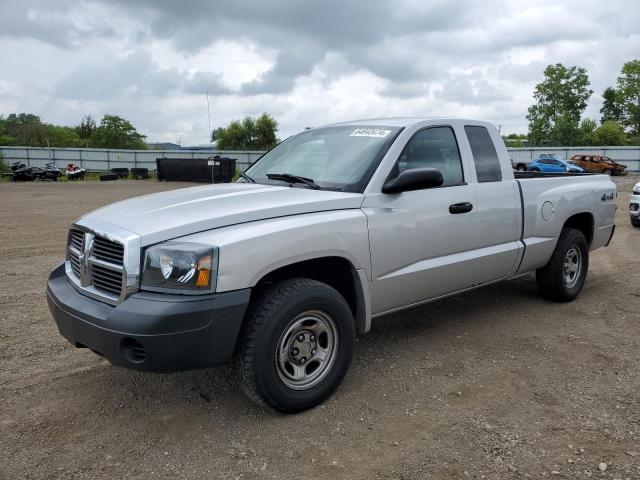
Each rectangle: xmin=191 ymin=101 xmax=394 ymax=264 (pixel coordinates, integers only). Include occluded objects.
xmin=251 ymin=256 xmax=371 ymax=334
xmin=562 ymin=212 xmax=594 ymax=246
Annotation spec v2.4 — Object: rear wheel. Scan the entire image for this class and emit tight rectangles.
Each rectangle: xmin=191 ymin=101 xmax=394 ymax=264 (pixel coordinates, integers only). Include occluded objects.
xmin=236 ymin=278 xmax=355 ymax=413
xmin=631 ymin=217 xmax=640 ymax=228
xmin=536 ymin=228 xmax=588 ymax=302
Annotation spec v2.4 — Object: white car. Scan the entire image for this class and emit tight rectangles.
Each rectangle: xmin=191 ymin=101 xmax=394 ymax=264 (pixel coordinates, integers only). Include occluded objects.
xmin=630 ymin=181 xmax=640 ymax=227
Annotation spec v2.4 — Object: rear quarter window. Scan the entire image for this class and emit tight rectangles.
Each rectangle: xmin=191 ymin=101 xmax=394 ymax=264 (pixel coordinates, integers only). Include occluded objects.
xmin=465 ymin=126 xmax=502 ymax=183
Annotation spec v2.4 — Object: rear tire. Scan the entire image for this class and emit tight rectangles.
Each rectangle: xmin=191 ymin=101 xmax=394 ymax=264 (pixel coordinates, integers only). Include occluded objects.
xmin=236 ymin=278 xmax=355 ymax=413
xmin=631 ymin=217 xmax=640 ymax=228
xmin=536 ymin=228 xmax=588 ymax=302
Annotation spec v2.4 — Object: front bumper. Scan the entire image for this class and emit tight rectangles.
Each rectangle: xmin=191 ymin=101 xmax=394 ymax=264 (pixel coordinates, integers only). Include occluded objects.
xmin=630 ymin=194 xmax=640 ymax=219
xmin=46 ymin=263 xmax=251 ymax=372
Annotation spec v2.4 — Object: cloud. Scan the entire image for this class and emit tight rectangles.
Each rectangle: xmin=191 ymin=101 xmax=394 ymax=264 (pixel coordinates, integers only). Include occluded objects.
xmin=1 ymin=0 xmax=639 ymax=143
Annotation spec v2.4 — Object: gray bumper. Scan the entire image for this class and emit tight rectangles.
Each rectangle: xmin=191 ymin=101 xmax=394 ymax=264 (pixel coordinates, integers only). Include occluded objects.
xmin=46 ymin=263 xmax=250 ymax=372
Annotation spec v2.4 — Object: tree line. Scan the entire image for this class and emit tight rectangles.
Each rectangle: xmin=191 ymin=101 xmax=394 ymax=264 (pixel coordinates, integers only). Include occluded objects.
xmin=211 ymin=113 xmax=279 ymax=150
xmin=522 ymin=59 xmax=640 ymax=147
xmin=0 ymin=113 xmax=147 ymax=149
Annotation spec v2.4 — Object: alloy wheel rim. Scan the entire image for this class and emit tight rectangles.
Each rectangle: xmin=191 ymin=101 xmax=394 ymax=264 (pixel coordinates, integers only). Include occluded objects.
xmin=563 ymin=246 xmax=582 ymax=288
xmin=275 ymin=310 xmax=338 ymax=391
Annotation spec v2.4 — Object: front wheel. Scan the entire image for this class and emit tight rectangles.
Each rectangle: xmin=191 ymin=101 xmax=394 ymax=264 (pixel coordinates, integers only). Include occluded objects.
xmin=236 ymin=278 xmax=355 ymax=413
xmin=536 ymin=228 xmax=588 ymax=302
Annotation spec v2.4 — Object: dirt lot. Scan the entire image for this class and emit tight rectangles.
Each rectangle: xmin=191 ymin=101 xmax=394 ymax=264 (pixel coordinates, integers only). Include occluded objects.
xmin=1 ymin=178 xmax=639 ymax=480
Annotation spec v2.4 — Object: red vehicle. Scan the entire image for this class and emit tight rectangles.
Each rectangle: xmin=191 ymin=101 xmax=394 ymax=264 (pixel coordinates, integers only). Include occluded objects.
xmin=569 ymin=154 xmax=627 ymax=176
xmin=66 ymin=163 xmax=86 ymax=180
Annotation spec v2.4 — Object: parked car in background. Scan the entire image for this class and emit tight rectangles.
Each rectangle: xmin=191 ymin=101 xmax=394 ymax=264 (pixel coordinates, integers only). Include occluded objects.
xmin=511 ymin=158 xmax=530 ymax=171
xmin=570 ymin=154 xmax=627 ymax=176
xmin=512 ymin=153 xmax=560 ymax=172
xmin=511 ymin=153 xmax=562 ymax=172
xmin=630 ymin=181 xmax=640 ymax=227
xmin=527 ymin=157 xmax=585 ymax=173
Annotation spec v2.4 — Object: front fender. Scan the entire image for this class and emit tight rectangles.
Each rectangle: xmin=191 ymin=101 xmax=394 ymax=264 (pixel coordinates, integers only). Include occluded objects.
xmin=177 ymin=210 xmax=372 ymax=293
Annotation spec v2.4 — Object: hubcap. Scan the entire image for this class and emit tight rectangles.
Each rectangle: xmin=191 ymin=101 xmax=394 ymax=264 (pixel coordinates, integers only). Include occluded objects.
xmin=563 ymin=246 xmax=582 ymax=288
xmin=275 ymin=310 xmax=338 ymax=390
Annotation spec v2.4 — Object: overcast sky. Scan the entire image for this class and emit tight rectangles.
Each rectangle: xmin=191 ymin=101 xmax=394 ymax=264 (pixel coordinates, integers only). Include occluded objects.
xmin=1 ymin=0 xmax=639 ymax=145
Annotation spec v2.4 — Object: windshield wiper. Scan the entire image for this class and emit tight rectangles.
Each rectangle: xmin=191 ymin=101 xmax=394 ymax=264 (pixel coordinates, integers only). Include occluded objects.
xmin=266 ymin=173 xmax=320 ymax=190
xmin=238 ymin=171 xmax=255 ymax=183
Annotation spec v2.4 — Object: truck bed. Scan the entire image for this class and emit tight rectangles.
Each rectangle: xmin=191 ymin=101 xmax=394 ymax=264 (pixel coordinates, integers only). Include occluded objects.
xmin=514 ymin=171 xmax=595 ymax=179
xmin=513 ymin=172 xmax=615 ymax=276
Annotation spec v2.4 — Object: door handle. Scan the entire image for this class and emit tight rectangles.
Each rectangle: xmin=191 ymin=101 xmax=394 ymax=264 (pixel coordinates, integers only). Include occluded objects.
xmin=449 ymin=202 xmax=473 ymax=214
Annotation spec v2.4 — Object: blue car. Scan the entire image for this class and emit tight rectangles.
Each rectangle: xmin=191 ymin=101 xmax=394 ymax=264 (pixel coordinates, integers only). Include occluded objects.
xmin=528 ymin=156 xmax=585 ymax=173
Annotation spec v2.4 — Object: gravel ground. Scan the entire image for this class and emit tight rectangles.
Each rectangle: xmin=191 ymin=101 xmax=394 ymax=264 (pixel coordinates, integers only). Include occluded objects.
xmin=1 ymin=178 xmax=639 ymax=480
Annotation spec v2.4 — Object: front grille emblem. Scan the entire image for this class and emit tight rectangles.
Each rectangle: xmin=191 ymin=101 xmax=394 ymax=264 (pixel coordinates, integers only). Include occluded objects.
xmin=79 ymin=233 xmax=94 ymax=287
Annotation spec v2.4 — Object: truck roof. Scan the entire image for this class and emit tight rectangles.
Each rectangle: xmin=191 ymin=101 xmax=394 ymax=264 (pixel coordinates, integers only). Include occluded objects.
xmin=323 ymin=117 xmax=496 ymax=129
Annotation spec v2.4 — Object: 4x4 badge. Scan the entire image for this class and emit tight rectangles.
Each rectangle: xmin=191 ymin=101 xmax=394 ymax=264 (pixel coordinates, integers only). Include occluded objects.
xmin=601 ymin=192 xmax=614 ymax=202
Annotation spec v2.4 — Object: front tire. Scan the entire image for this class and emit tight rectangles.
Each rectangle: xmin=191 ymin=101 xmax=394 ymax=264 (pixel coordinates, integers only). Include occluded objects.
xmin=236 ymin=278 xmax=355 ymax=413
xmin=536 ymin=228 xmax=589 ymax=302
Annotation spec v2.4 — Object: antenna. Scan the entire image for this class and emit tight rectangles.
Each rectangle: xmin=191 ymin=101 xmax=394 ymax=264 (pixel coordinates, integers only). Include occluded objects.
xmin=206 ymin=92 xmax=212 ymax=145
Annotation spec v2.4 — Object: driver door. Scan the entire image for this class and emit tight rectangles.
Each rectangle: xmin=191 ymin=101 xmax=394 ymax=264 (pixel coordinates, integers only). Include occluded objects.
xmin=362 ymin=126 xmax=480 ymax=315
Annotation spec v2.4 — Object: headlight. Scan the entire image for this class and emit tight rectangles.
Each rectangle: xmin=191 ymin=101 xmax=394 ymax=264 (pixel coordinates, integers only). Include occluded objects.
xmin=141 ymin=243 xmax=218 ymax=293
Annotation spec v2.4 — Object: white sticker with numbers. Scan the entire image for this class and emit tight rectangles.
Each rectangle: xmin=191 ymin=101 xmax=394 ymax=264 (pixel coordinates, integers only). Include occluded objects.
xmin=350 ymin=128 xmax=392 ymax=138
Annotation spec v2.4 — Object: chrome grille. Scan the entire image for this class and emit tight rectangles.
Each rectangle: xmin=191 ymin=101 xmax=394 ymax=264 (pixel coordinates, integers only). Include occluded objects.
xmin=92 ymin=236 xmax=124 ymax=265
xmin=91 ymin=263 xmax=123 ymax=295
xmin=68 ymin=229 xmax=83 ymax=277
xmin=69 ymin=229 xmax=84 ymax=251
xmin=66 ymin=228 xmax=127 ymax=302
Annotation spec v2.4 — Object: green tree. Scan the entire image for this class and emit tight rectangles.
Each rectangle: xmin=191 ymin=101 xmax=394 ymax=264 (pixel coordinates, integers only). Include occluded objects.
xmin=213 ymin=113 xmax=278 ymax=150
xmin=0 ymin=116 xmax=17 ymax=145
xmin=593 ymin=120 xmax=627 ymax=145
xmin=527 ymin=64 xmax=592 ymax=146
xmin=76 ymin=115 xmax=97 ymax=140
xmin=254 ymin=113 xmax=278 ymax=149
xmin=91 ymin=115 xmax=147 ymax=149
xmin=44 ymin=125 xmax=85 ymax=147
xmin=600 ymin=87 xmax=623 ymax=124
xmin=502 ymin=133 xmax=527 ymax=147
xmin=4 ymin=113 xmax=47 ymax=146
xmin=616 ymin=60 xmax=640 ymax=136
xmin=578 ymin=118 xmax=597 ymax=145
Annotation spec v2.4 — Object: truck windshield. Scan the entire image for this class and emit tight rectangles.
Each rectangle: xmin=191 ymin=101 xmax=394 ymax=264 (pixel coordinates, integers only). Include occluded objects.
xmin=245 ymin=125 xmax=402 ymax=191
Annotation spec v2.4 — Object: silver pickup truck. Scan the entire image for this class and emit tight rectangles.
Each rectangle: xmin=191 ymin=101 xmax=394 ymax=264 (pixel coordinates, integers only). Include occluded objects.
xmin=47 ymin=118 xmax=616 ymax=412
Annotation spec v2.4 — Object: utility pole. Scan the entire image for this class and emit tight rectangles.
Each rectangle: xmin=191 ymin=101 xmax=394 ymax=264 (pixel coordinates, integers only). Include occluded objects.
xmin=206 ymin=92 xmax=212 ymax=146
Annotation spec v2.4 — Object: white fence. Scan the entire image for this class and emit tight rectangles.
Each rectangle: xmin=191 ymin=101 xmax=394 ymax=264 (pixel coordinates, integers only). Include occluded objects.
xmin=1 ymin=145 xmax=639 ymax=172
xmin=0 ymin=146 xmax=265 ymax=172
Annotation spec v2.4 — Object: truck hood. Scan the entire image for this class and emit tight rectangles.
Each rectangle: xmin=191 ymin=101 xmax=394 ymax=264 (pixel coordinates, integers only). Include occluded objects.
xmin=78 ymin=183 xmax=364 ymax=246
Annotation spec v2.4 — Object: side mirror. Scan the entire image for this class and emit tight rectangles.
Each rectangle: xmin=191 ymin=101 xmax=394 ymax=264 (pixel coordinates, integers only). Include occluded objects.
xmin=382 ymin=167 xmax=444 ymax=194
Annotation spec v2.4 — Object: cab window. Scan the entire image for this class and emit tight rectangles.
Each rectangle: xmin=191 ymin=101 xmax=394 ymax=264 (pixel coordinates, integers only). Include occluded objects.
xmin=396 ymin=126 xmax=464 ymax=187
xmin=465 ymin=126 xmax=502 ymax=182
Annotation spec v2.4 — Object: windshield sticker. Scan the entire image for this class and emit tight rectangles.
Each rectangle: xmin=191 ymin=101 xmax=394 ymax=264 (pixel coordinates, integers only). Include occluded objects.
xmin=350 ymin=128 xmax=392 ymax=138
